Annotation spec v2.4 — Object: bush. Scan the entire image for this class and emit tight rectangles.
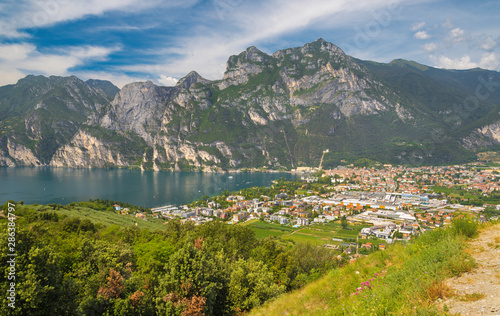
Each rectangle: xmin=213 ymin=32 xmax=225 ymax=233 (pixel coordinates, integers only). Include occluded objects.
xmin=451 ymin=218 xmax=479 ymax=238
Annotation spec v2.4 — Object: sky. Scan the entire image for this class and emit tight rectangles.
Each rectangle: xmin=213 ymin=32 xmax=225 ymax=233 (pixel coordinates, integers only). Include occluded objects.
xmin=0 ymin=0 xmax=498 ymax=88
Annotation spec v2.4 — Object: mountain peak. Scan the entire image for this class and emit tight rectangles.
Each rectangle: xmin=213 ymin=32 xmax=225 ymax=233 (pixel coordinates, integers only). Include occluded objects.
xmin=226 ymin=46 xmax=270 ymax=70
xmin=176 ymin=71 xmax=210 ymax=89
xmin=302 ymin=38 xmax=344 ymax=55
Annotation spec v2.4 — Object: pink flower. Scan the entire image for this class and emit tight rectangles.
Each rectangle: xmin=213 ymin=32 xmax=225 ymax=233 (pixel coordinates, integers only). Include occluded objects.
xmin=355 ymin=292 xmax=359 ymax=295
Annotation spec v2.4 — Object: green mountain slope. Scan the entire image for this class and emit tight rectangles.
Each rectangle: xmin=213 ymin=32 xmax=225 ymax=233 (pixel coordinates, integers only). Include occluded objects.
xmin=250 ymin=222 xmax=485 ymax=316
xmin=0 ymin=76 xmax=117 ymax=164
xmin=1 ymin=39 xmax=499 ymax=169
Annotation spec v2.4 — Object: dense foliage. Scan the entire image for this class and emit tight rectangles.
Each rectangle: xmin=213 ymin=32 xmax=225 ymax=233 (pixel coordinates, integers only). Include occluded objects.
xmin=0 ymin=201 xmax=341 ymax=315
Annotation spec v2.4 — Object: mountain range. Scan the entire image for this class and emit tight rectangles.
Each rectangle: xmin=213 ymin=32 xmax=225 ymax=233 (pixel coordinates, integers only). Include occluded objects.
xmin=1 ymin=39 xmax=499 ymax=171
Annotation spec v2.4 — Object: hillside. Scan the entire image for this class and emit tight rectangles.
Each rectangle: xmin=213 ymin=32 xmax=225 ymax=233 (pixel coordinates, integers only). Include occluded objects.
xmin=250 ymin=221 xmax=499 ymax=315
xmin=0 ymin=200 xmax=342 ymax=315
xmin=0 ymin=75 xmax=117 ymax=165
xmin=1 ymin=39 xmax=500 ymax=170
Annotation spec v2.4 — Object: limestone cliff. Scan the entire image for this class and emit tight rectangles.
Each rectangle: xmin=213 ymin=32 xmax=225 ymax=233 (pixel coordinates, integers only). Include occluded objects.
xmin=50 ymin=130 xmax=127 ymax=168
xmin=0 ymin=139 xmax=41 ymax=166
xmin=461 ymin=120 xmax=500 ymax=150
xmin=100 ymin=81 xmax=173 ymax=145
xmin=2 ymin=39 xmax=500 ymax=169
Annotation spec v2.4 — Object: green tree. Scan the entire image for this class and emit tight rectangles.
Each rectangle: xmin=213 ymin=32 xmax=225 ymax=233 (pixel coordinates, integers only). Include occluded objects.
xmin=228 ymin=258 xmax=285 ymax=312
xmin=341 ymin=215 xmax=348 ymax=230
xmin=155 ymin=242 xmax=230 ymax=316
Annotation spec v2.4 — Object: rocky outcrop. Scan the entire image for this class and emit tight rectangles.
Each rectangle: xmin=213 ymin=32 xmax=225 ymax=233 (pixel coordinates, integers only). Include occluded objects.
xmin=100 ymin=81 xmax=173 ymax=144
xmin=0 ymin=139 xmax=41 ymax=166
xmin=218 ymin=47 xmax=269 ymax=89
xmin=50 ymin=130 xmax=127 ymax=168
xmin=461 ymin=121 xmax=500 ymax=150
xmin=6 ymin=139 xmax=41 ymax=166
xmin=478 ymin=121 xmax=500 ymax=143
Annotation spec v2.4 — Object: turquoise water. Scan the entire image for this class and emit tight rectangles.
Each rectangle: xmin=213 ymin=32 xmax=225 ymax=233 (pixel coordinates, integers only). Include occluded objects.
xmin=0 ymin=167 xmax=295 ymax=207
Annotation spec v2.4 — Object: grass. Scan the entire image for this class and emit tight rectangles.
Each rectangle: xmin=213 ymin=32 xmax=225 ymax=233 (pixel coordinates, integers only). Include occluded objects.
xmin=283 ymin=233 xmax=329 ymax=245
xmin=57 ymin=206 xmax=165 ymax=230
xmin=24 ymin=204 xmax=166 ymax=230
xmin=246 ymin=221 xmax=297 ymax=239
xmin=457 ymin=292 xmax=486 ymax=302
xmin=246 ymin=220 xmax=375 ymax=246
xmin=239 ymin=218 xmax=259 ymax=226
xmin=249 ymin=222 xmax=492 ymax=316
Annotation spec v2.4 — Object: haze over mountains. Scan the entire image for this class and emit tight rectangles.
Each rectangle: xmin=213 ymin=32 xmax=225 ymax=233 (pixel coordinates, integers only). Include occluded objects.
xmin=1 ymin=39 xmax=499 ymax=171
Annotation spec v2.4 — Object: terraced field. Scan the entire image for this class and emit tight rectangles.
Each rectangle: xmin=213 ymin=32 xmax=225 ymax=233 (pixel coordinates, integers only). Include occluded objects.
xmin=245 ymin=220 xmax=372 ymax=245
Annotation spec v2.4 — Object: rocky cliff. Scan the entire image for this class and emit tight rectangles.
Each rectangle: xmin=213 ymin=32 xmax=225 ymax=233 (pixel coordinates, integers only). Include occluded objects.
xmin=2 ymin=39 xmax=499 ymax=169
xmin=0 ymin=75 xmax=117 ymax=166
xmin=461 ymin=120 xmax=500 ymax=150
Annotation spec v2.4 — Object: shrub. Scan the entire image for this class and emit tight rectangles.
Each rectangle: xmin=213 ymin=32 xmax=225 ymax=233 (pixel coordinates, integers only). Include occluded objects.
xmin=451 ymin=218 xmax=479 ymax=238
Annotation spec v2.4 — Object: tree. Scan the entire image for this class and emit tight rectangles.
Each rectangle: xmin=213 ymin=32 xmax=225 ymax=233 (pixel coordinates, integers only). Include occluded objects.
xmin=228 ymin=258 xmax=285 ymax=311
xmin=341 ymin=215 xmax=348 ymax=230
xmin=155 ymin=242 xmax=230 ymax=316
xmin=97 ymin=268 xmax=125 ymax=300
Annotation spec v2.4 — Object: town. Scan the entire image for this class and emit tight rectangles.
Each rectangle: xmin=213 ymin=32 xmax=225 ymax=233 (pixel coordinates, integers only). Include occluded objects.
xmin=115 ymin=163 xmax=500 ymax=255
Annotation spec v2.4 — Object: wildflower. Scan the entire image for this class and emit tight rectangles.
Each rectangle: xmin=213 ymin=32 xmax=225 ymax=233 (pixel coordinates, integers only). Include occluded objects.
xmin=355 ymin=292 xmax=359 ymax=295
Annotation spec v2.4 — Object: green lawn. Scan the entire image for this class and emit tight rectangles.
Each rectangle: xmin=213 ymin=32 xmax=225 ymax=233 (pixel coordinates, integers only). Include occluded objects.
xmin=52 ymin=205 xmax=166 ymax=230
xmin=332 ymin=229 xmax=362 ymax=239
xmin=246 ymin=220 xmax=380 ymax=246
xmin=282 ymin=233 xmax=328 ymax=245
xmin=246 ymin=221 xmax=297 ymax=239
xmin=298 ymin=228 xmax=337 ymax=238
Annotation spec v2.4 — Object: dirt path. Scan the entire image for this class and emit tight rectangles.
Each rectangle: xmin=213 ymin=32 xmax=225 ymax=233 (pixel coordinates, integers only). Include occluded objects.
xmin=440 ymin=224 xmax=500 ymax=315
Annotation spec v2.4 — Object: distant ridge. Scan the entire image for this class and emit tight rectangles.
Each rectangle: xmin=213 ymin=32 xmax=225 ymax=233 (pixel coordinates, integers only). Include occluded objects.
xmin=1 ymin=39 xmax=500 ymax=170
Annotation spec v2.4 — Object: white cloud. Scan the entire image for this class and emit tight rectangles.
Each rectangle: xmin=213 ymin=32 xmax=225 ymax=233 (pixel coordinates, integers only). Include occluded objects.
xmin=442 ymin=19 xmax=453 ymax=29
xmin=447 ymin=27 xmax=466 ymax=43
xmin=128 ymin=0 xmax=407 ymax=80
xmin=90 ymin=23 xmax=160 ymax=33
xmin=158 ymin=75 xmax=178 ymax=86
xmin=411 ymin=22 xmax=425 ymax=31
xmin=480 ymin=37 xmax=497 ymax=51
xmin=431 ymin=54 xmax=478 ymax=70
xmin=478 ymin=52 xmax=499 ymax=70
xmin=0 ymin=43 xmax=119 ymax=86
xmin=414 ymin=31 xmax=431 ymax=40
xmin=0 ymin=43 xmax=36 ymax=61
xmin=0 ymin=0 xmax=191 ymax=38
xmin=430 ymin=52 xmax=499 ymax=71
xmin=74 ymin=70 xmax=154 ymax=88
xmin=422 ymin=42 xmax=437 ymax=52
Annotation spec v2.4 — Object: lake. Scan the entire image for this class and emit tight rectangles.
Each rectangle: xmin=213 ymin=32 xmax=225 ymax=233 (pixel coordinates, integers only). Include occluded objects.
xmin=0 ymin=167 xmax=296 ymax=208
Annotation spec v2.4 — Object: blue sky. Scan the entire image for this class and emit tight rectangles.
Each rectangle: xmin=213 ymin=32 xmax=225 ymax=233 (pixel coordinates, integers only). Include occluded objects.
xmin=0 ymin=0 xmax=498 ymax=87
